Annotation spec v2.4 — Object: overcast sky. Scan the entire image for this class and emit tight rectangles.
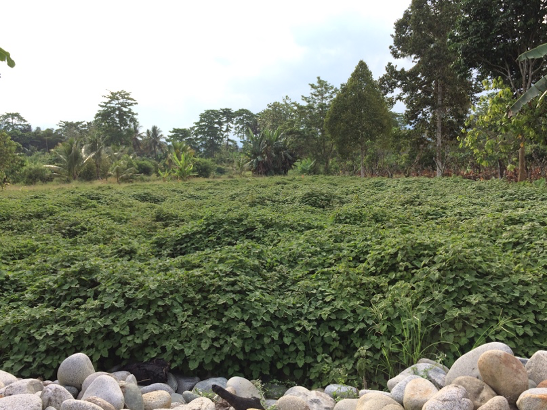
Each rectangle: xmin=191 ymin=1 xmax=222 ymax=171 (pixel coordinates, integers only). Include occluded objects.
xmin=0 ymin=0 xmax=411 ymax=134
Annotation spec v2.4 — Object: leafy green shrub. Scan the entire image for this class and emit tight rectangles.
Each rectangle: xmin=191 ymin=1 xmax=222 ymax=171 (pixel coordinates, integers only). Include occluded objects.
xmin=134 ymin=159 xmax=156 ymax=176
xmin=1 ymin=177 xmax=547 ymax=390
xmin=17 ymin=165 xmax=53 ymax=185
xmin=193 ymin=158 xmax=215 ymax=178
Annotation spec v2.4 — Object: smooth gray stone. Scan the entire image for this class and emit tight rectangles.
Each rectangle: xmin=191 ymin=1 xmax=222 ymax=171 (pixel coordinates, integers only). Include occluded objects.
xmin=445 ymin=342 xmax=513 ymax=384
xmin=111 ymin=371 xmax=131 ymax=381
xmin=82 ymin=375 xmax=124 ymax=410
xmin=80 ymin=372 xmax=110 ymax=398
xmin=333 ymin=398 xmax=358 ymax=410
xmin=0 ymin=369 xmax=17 ymax=386
xmin=192 ymin=377 xmax=227 ymax=394
xmin=60 ymin=399 xmax=104 ymax=410
xmin=120 ymin=381 xmax=144 ymax=410
xmin=173 ymin=374 xmax=200 ymax=394
xmin=172 ymin=392 xmax=185 ymax=404
xmin=0 ymin=394 xmax=43 ymax=410
xmin=41 ymin=384 xmax=74 ymax=409
xmin=57 ymin=353 xmax=96 ymax=390
xmin=3 ymin=378 xmax=43 ymax=395
xmin=226 ymin=376 xmax=262 ymax=398
xmin=183 ymin=390 xmax=200 ymax=403
xmin=167 ymin=372 xmax=178 ymax=392
xmin=140 ymin=382 xmax=174 ymax=394
xmin=391 ymin=375 xmax=421 ymax=404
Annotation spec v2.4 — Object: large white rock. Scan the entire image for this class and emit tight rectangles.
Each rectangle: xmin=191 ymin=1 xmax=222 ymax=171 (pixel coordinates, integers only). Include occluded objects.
xmin=60 ymin=399 xmax=104 ymax=410
xmin=0 ymin=393 xmax=43 ymax=410
xmin=226 ymin=376 xmax=262 ymax=398
xmin=81 ymin=375 xmax=124 ymax=410
xmin=0 ymin=370 xmax=17 ymax=386
xmin=526 ymin=351 xmax=547 ymax=385
xmin=422 ymin=385 xmax=473 ymax=410
xmin=3 ymin=378 xmax=43 ymax=396
xmin=41 ymin=384 xmax=75 ymax=409
xmin=445 ymin=342 xmax=513 ymax=384
xmin=57 ymin=353 xmax=96 ymax=390
xmin=284 ymin=386 xmax=336 ymax=410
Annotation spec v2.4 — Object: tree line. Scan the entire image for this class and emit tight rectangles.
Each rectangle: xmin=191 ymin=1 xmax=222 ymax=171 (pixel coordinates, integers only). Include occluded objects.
xmin=1 ymin=0 xmax=546 ymax=187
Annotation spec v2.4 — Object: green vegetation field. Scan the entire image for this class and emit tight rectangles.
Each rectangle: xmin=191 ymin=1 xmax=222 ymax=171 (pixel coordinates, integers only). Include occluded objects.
xmin=1 ymin=177 xmax=547 ymax=389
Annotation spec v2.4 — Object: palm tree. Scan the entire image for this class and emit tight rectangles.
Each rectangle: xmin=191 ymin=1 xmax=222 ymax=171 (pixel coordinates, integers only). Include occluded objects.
xmin=145 ymin=125 xmax=166 ymax=159
xmin=244 ymin=129 xmax=297 ymax=175
xmin=85 ymin=126 xmax=108 ymax=180
xmin=44 ymin=138 xmax=95 ymax=181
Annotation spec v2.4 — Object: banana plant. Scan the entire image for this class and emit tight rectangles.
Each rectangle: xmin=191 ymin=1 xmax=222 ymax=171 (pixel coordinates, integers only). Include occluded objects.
xmin=508 ymin=43 xmax=547 ymax=117
xmin=0 ymin=47 xmax=15 ymax=68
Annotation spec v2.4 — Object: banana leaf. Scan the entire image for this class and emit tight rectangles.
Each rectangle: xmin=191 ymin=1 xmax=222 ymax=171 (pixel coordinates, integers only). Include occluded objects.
xmin=508 ymin=76 xmax=547 ymax=117
xmin=518 ymin=43 xmax=547 ymax=61
xmin=0 ymin=47 xmax=15 ymax=68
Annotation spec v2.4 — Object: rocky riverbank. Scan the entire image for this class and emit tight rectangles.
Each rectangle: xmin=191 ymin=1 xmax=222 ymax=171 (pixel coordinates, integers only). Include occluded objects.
xmin=1 ymin=342 xmax=547 ymax=410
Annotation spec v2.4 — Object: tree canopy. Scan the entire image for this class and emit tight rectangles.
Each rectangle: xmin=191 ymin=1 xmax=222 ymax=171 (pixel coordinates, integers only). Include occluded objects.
xmin=325 ymin=60 xmax=391 ymax=177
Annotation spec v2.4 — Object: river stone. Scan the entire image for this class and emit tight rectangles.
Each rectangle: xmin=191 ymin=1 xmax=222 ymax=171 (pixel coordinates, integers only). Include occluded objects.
xmin=356 ymin=392 xmax=402 ymax=410
xmin=451 ymin=376 xmax=497 ymax=409
xmin=478 ymin=350 xmax=528 ymax=405
xmin=110 ymin=371 xmax=131 ymax=381
xmin=333 ymin=398 xmax=358 ymax=410
xmin=403 ymin=378 xmax=438 ymax=410
xmin=445 ymin=342 xmax=513 ymax=384
xmin=0 ymin=393 xmax=43 ymax=410
xmin=58 ymin=353 xmax=96 ymax=390
xmin=42 ymin=383 xmax=74 ymax=409
xmin=417 ymin=358 xmax=450 ymax=373
xmin=172 ymin=375 xmax=200 ymax=394
xmin=186 ymin=397 xmax=215 ymax=410
xmin=82 ymin=375 xmax=124 ymax=410
xmin=516 ymin=388 xmax=547 ymax=410
xmin=192 ymin=377 xmax=227 ymax=394
xmin=143 ymin=390 xmax=171 ymax=410
xmin=324 ymin=384 xmax=359 ymax=399
xmin=140 ymin=382 xmax=174 ymax=394
xmin=359 ymin=390 xmax=392 ymax=398
xmin=277 ymin=395 xmax=311 ymax=410
xmin=227 ymin=376 xmax=261 ymax=398
xmin=0 ymin=370 xmax=17 ymax=386
xmin=172 ymin=392 xmax=185 ymax=403
xmin=166 ymin=372 xmax=178 ymax=392
xmin=422 ymin=385 xmax=473 ymax=410
xmin=526 ymin=351 xmax=547 ymax=385
xmin=390 ymin=375 xmax=421 ymax=404
xmin=84 ymin=396 xmax=116 ymax=410
xmin=284 ymin=386 xmax=336 ymax=410
xmin=80 ymin=372 xmax=110 ymax=398
xmin=182 ymin=391 xmax=200 ymax=403
xmin=61 ymin=399 xmax=104 ymax=410
xmin=3 ymin=378 xmax=43 ymax=395
xmin=119 ymin=381 xmax=144 ymax=410
xmin=476 ymin=396 xmax=510 ymax=410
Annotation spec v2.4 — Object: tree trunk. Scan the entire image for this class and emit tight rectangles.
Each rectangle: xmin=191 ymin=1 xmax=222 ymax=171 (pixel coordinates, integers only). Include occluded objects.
xmin=518 ymin=137 xmax=526 ymax=182
xmin=436 ymin=80 xmax=443 ymax=177
xmin=360 ymin=146 xmax=365 ymax=178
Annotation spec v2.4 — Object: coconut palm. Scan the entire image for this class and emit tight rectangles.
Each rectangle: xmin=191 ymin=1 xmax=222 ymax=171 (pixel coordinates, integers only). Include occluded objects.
xmin=44 ymin=138 xmax=95 ymax=181
xmin=145 ymin=125 xmax=166 ymax=159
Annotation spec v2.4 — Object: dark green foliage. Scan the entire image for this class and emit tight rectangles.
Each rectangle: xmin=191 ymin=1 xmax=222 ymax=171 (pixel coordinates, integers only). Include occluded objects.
xmin=134 ymin=159 xmax=156 ymax=176
xmin=193 ymin=158 xmax=215 ymax=178
xmin=1 ymin=178 xmax=547 ymax=390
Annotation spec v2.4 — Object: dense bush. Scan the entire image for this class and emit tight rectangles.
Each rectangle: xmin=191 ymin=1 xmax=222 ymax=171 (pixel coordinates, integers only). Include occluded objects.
xmin=15 ymin=164 xmax=53 ymax=185
xmin=1 ymin=177 xmax=547 ymax=389
xmin=193 ymin=158 xmax=215 ymax=178
xmin=134 ymin=159 xmax=156 ymax=176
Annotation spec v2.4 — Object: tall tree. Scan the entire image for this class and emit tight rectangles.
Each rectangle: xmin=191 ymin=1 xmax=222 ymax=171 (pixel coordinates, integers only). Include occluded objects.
xmin=0 ymin=131 xmax=23 ymax=189
xmin=94 ymin=90 xmax=139 ymax=146
xmin=382 ymin=0 xmax=474 ymax=177
xmin=296 ymin=77 xmax=338 ymax=173
xmin=325 ymin=60 xmax=392 ymax=177
xmin=0 ymin=112 xmax=31 ymax=133
xmin=57 ymin=121 xmax=89 ymax=141
xmin=451 ymin=0 xmax=547 ymax=180
xmin=167 ymin=128 xmax=200 ymax=152
xmin=144 ymin=125 xmax=165 ymax=159
xmin=192 ymin=109 xmax=235 ymax=158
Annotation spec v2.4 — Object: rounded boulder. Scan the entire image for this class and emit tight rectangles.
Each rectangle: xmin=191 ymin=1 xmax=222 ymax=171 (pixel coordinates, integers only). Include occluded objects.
xmin=478 ymin=350 xmax=528 ymax=405
xmin=58 ymin=353 xmax=96 ymax=390
xmin=81 ymin=375 xmax=124 ymax=410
